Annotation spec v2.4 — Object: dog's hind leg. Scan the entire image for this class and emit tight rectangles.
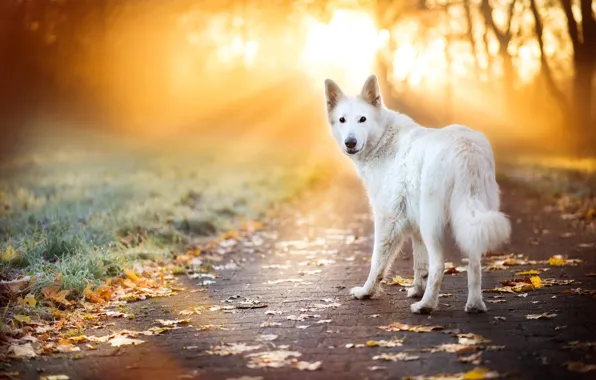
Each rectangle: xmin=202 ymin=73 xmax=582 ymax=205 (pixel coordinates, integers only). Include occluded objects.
xmin=465 ymin=253 xmax=487 ymax=312
xmin=351 ymin=214 xmax=404 ymax=299
xmin=407 ymin=236 xmax=428 ymax=298
xmin=411 ymin=201 xmax=445 ymax=314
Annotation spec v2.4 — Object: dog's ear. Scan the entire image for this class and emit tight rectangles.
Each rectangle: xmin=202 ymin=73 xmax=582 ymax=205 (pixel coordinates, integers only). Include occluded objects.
xmin=324 ymin=79 xmax=345 ymax=113
xmin=361 ymin=74 xmax=382 ymax=108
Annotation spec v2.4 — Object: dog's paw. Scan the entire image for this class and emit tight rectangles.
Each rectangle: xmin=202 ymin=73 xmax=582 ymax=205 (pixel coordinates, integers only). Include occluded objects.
xmin=410 ymin=300 xmax=436 ymax=314
xmin=465 ymin=299 xmax=487 ymax=313
xmin=407 ymin=286 xmax=424 ymax=299
xmin=350 ymin=286 xmax=374 ymax=299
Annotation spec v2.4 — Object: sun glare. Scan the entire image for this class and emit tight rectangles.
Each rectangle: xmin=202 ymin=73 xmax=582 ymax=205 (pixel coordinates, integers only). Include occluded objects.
xmin=302 ymin=10 xmax=382 ymax=91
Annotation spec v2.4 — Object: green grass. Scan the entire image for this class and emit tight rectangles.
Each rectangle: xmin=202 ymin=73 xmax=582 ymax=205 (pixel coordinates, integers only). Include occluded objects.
xmin=0 ymin=131 xmax=329 ymax=297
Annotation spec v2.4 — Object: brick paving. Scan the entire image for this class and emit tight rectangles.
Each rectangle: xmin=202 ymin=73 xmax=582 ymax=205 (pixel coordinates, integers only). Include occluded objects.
xmin=12 ymin=173 xmax=596 ymax=380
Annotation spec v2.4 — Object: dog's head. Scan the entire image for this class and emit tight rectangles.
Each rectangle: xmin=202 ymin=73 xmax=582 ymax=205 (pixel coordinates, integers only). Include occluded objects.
xmin=324 ymin=75 xmax=384 ymax=156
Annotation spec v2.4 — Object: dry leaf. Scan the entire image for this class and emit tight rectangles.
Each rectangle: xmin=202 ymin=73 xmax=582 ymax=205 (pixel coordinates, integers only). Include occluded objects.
xmin=566 ymin=362 xmax=596 ymax=373
xmin=292 ymin=361 xmax=322 ymax=371
xmin=456 ymin=333 xmax=490 ymax=345
xmin=155 ymin=318 xmax=190 ymax=326
xmin=548 ymin=255 xmax=582 ymax=267
xmin=257 ymin=334 xmax=278 ymax=341
xmin=365 ymin=338 xmax=404 ymax=348
xmin=530 ymin=276 xmax=543 ymax=288
xmin=261 ymin=322 xmax=282 ymax=327
xmin=9 ymin=342 xmax=37 ymax=358
xmin=386 ymin=275 xmax=413 ymax=287
xmin=17 ymin=293 xmax=37 ymax=308
xmin=245 ymin=350 xmax=302 ymax=369
xmin=515 ymin=270 xmax=540 ymax=276
xmin=459 ymin=352 xmax=483 ymax=364
xmin=109 ymin=335 xmax=145 ymax=347
xmin=41 ymin=285 xmax=70 ymax=307
xmin=462 ymin=367 xmax=501 ymax=379
xmin=526 ymin=313 xmax=557 ymax=320
xmin=373 ymin=352 xmax=420 ymax=361
xmin=378 ymin=322 xmax=443 ymax=333
xmin=207 ymin=343 xmax=262 ymax=356
xmin=13 ymin=314 xmax=32 ymax=324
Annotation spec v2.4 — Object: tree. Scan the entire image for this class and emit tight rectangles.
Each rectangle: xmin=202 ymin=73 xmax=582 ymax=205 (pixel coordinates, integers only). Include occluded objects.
xmin=561 ymin=0 xmax=596 ymax=153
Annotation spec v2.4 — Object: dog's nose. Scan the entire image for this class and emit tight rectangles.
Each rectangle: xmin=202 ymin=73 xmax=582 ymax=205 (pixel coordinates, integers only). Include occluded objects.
xmin=345 ymin=137 xmax=357 ymax=149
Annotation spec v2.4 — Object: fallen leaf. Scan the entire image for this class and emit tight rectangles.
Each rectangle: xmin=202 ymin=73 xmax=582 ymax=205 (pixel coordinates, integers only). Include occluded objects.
xmin=526 ymin=313 xmax=557 ymax=320
xmin=548 ymin=255 xmax=582 ymax=267
xmin=566 ymin=362 xmax=596 ymax=373
xmin=365 ymin=338 xmax=404 ymax=348
xmin=385 ymin=275 xmax=413 ymax=287
xmin=486 ymin=299 xmax=506 ymax=304
xmin=378 ymin=322 xmax=443 ymax=333
xmin=109 ymin=335 xmax=145 ymax=347
xmin=530 ymin=276 xmax=543 ymax=288
xmin=245 ymin=350 xmax=302 ymax=369
xmin=515 ymin=270 xmax=540 ymax=276
xmin=41 ymin=285 xmax=70 ymax=307
xmin=54 ymin=340 xmax=81 ymax=353
xmin=373 ymin=352 xmax=420 ymax=361
xmin=459 ymin=352 xmax=483 ymax=364
xmin=257 ymin=334 xmax=278 ymax=341
xmin=462 ymin=367 xmax=501 ymax=379
xmin=13 ymin=314 xmax=31 ymax=324
xmin=207 ymin=343 xmax=262 ymax=356
xmin=261 ymin=322 xmax=282 ymax=327
xmin=456 ymin=334 xmax=490 ymax=345
xmin=155 ymin=319 xmax=190 ymax=326
xmin=197 ymin=324 xmax=227 ymax=331
xmin=39 ymin=376 xmax=70 ymax=380
xmin=17 ymin=293 xmax=37 ymax=308
xmin=292 ymin=361 xmax=322 ymax=371
xmin=8 ymin=342 xmax=37 ymax=358
xmin=563 ymin=341 xmax=596 ymax=350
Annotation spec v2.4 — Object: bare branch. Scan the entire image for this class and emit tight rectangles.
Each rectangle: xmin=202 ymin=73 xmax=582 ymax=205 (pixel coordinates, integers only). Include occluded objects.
xmin=560 ymin=0 xmax=580 ymax=53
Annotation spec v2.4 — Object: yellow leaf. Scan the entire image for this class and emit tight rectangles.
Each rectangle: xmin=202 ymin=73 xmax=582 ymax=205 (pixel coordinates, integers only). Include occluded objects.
xmin=366 ymin=341 xmax=378 ymax=347
xmin=84 ymin=284 xmax=104 ymax=304
xmin=17 ymin=293 xmax=37 ymax=308
xmin=515 ymin=270 xmax=540 ymax=276
xmin=530 ymin=276 xmax=543 ymax=289
xmin=123 ymin=269 xmax=140 ymax=282
xmin=549 ymin=255 xmax=566 ymax=266
xmin=14 ymin=314 xmax=31 ymax=324
xmin=463 ymin=367 xmax=497 ymax=379
xmin=1 ymin=246 xmax=21 ymax=262
xmin=386 ymin=275 xmax=413 ymax=287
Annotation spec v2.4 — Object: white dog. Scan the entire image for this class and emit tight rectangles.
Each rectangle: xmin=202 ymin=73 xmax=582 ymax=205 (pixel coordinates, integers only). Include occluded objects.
xmin=324 ymin=75 xmax=511 ymax=314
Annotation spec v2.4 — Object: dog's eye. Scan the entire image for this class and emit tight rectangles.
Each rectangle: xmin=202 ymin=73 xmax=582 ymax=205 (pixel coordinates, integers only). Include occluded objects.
xmin=358 ymin=116 xmax=366 ymax=123
xmin=339 ymin=117 xmax=346 ymax=123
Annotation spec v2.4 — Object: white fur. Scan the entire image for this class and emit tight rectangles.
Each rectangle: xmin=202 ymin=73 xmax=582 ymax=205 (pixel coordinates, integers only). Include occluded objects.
xmin=324 ymin=75 xmax=511 ymax=314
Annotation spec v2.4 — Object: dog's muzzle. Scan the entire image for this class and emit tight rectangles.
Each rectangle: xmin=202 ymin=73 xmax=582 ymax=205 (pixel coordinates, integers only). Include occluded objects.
xmin=345 ymin=137 xmax=359 ymax=154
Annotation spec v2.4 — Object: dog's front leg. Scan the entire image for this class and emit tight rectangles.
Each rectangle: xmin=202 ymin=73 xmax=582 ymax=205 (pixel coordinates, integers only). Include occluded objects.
xmin=351 ymin=215 xmax=403 ymax=299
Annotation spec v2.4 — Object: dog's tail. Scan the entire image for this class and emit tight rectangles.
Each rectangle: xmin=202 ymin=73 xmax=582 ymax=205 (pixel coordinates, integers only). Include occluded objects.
xmin=452 ymin=201 xmax=511 ymax=257
xmin=450 ymin=167 xmax=511 ymax=257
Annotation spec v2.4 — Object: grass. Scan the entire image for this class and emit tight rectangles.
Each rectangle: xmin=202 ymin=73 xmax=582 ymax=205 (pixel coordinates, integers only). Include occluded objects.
xmin=0 ymin=129 xmax=330 ymax=298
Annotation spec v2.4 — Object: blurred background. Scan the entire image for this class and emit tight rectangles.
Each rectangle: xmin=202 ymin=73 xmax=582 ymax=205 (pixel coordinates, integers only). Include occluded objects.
xmin=1 ymin=0 xmax=594 ymax=158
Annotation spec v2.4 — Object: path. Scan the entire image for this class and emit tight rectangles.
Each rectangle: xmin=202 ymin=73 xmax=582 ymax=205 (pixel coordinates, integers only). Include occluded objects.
xmin=13 ymin=172 xmax=596 ymax=380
